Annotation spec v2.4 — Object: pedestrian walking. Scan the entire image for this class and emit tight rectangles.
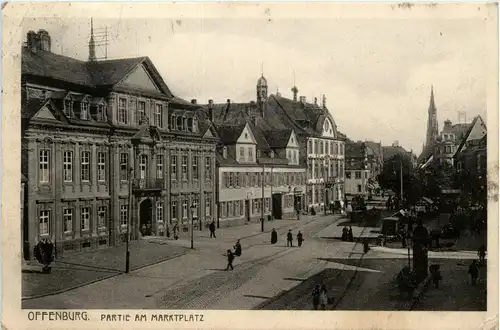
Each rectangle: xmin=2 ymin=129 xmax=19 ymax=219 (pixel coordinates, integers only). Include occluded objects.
xmin=348 ymin=226 xmax=354 ymax=242
xmin=173 ymin=223 xmax=179 ymax=240
xmin=224 ymin=249 xmax=234 ymax=271
xmin=319 ymin=285 xmax=328 ymax=310
xmin=234 ymin=239 xmax=242 ymax=256
xmin=271 ymin=228 xmax=278 ymax=244
xmin=478 ymin=244 xmax=486 ymax=266
xmin=287 ymin=230 xmax=293 ymax=247
xmin=297 ymin=231 xmax=304 ymax=247
xmin=209 ymin=220 xmax=216 ymax=238
xmin=312 ymin=285 xmax=320 ymax=310
xmin=468 ymin=260 xmax=479 ymax=285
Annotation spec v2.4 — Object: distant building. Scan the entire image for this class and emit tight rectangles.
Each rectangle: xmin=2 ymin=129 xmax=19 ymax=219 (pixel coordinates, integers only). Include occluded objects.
xmin=21 ymin=28 xmax=218 ymax=259
xmin=344 ymin=141 xmax=382 ymax=196
xmin=383 ymin=142 xmax=417 ymax=169
xmin=432 ymin=119 xmax=471 ymax=166
xmin=207 ymin=76 xmax=346 ymax=216
xmin=453 ymin=115 xmax=487 ymax=174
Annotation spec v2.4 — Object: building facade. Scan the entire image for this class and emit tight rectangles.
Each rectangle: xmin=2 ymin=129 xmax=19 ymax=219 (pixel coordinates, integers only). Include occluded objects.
xmin=217 ymin=122 xmax=306 ymax=226
xmin=344 ymin=141 xmax=372 ymax=197
xmin=21 ymin=29 xmax=218 ymax=259
xmin=432 ymin=119 xmax=471 ymax=166
xmin=208 ymin=76 xmax=345 ymax=216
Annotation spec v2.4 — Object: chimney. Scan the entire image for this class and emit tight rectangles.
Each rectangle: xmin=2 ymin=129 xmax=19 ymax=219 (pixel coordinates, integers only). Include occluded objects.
xmin=191 ymin=99 xmax=197 ymax=105
xmin=322 ymin=94 xmax=326 ymax=109
xmin=227 ymin=99 xmax=231 ymax=105
xmin=37 ymin=29 xmax=51 ymax=52
xmin=208 ymin=99 xmax=214 ymax=121
xmin=314 ymin=97 xmax=318 ymax=106
xmin=299 ymin=96 xmax=306 ymax=104
xmin=26 ymin=31 xmax=38 ymax=53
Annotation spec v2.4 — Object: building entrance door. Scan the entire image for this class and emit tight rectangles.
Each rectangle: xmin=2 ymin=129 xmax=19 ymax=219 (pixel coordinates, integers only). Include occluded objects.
xmin=139 ymin=199 xmax=153 ymax=236
xmin=272 ymin=193 xmax=283 ymax=219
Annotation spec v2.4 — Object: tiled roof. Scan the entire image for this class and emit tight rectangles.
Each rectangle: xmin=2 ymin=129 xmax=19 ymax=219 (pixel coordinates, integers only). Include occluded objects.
xmin=453 ymin=115 xmax=486 ymax=157
xmin=262 ymin=129 xmax=291 ymax=149
xmin=216 ymin=124 xmax=246 ymax=144
xmin=22 ymin=47 xmax=175 ymax=99
xmin=22 ymin=98 xmax=48 ymax=119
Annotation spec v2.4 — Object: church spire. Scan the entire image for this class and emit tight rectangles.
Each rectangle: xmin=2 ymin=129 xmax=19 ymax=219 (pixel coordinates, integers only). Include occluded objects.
xmin=425 ymin=85 xmax=439 ymax=147
xmin=88 ymin=18 xmax=96 ymax=61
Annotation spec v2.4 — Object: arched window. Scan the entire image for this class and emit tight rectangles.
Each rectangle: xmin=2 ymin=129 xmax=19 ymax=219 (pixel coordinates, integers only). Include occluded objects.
xmin=187 ymin=117 xmax=193 ymax=132
xmin=182 ymin=116 xmax=188 ymax=131
xmin=308 ymin=140 xmax=312 ymax=153
xmin=222 ymin=146 xmax=228 ymax=159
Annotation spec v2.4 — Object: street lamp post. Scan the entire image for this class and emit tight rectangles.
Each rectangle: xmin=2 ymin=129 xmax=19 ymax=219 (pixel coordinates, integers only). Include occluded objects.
xmin=406 ymin=232 xmax=412 ymax=270
xmin=261 ymin=164 xmax=265 ymax=232
xmin=125 ymin=167 xmax=133 ymax=273
xmin=190 ymin=203 xmax=196 ymax=249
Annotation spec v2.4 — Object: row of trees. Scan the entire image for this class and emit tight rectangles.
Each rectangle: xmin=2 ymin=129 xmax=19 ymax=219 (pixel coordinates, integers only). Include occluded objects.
xmin=376 ymin=154 xmax=486 ymax=207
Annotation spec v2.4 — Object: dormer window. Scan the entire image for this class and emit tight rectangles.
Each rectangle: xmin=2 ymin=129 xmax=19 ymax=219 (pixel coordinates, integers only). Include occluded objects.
xmin=64 ymin=97 xmax=73 ymax=117
xmin=182 ymin=116 xmax=188 ymax=131
xmin=192 ymin=117 xmax=198 ymax=133
xmin=96 ymin=104 xmax=105 ymax=121
xmin=187 ymin=117 xmax=193 ymax=132
xmin=169 ymin=114 xmax=175 ymax=130
xmin=256 ymin=150 xmax=261 ymax=158
xmin=222 ymin=146 xmax=228 ymax=159
xmin=80 ymin=101 xmax=90 ymax=120
xmin=270 ymin=151 xmax=275 ymax=158
xmin=176 ymin=116 xmax=182 ymax=131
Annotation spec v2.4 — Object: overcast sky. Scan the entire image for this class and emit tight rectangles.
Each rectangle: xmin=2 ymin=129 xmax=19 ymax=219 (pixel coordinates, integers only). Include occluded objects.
xmin=22 ymin=13 xmax=488 ymax=154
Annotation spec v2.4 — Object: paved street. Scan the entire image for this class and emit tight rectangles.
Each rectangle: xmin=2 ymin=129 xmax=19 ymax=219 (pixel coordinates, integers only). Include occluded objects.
xmin=22 ymin=214 xmax=345 ymax=309
xmin=22 ymin=211 xmax=487 ymax=311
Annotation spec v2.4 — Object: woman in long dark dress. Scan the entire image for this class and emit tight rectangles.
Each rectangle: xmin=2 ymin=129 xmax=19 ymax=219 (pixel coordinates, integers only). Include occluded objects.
xmin=271 ymin=228 xmax=278 ymax=244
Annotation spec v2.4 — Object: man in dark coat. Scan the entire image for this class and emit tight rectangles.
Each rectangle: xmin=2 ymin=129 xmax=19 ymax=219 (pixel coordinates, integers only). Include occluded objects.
xmin=287 ymin=230 xmax=293 ymax=247
xmin=209 ymin=220 xmax=216 ymax=238
xmin=225 ymin=250 xmax=234 ymax=271
xmin=478 ymin=245 xmax=486 ymax=266
xmin=312 ymin=285 xmax=320 ymax=310
xmin=297 ymin=231 xmax=304 ymax=247
xmin=348 ymin=226 xmax=354 ymax=242
xmin=468 ymin=260 xmax=479 ymax=285
xmin=342 ymin=226 xmax=348 ymax=241
xmin=271 ymin=228 xmax=278 ymax=244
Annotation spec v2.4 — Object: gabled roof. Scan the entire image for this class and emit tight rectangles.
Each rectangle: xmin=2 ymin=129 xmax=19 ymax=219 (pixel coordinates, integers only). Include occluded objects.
xmin=262 ymin=129 xmax=292 ymax=149
xmin=453 ymin=115 xmax=486 ymax=158
xmin=216 ymin=124 xmax=246 ymax=145
xmin=22 ymin=47 xmax=175 ymax=98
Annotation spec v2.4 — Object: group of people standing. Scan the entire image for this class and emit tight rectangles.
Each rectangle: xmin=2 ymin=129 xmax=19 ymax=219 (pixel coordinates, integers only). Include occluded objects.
xmin=312 ymin=284 xmax=329 ymax=310
xmin=271 ymin=228 xmax=304 ymax=247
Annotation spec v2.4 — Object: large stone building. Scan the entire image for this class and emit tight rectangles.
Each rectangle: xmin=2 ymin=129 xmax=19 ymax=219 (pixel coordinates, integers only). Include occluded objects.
xmin=432 ymin=119 xmax=471 ymax=166
xmin=21 ymin=29 xmax=218 ymax=259
xmin=208 ymin=76 xmax=345 ymax=216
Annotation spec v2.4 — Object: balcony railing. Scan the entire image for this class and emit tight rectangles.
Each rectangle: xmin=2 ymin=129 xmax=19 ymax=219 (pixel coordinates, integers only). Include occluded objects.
xmin=132 ymin=178 xmax=164 ymax=191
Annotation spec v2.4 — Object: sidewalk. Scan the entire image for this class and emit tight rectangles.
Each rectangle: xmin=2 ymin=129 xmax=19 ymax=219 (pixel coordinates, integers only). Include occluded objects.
xmin=22 ymin=240 xmax=188 ymax=299
xmin=412 ymin=261 xmax=487 ymax=311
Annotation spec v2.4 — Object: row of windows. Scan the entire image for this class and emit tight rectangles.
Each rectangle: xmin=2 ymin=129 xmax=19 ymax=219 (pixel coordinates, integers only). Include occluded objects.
xmin=219 ymin=198 xmax=271 ymax=218
xmin=168 ymin=115 xmax=198 ymax=133
xmin=222 ymin=172 xmax=306 ymax=188
xmin=170 ymin=197 xmax=212 ymax=221
xmin=40 ymin=150 xmax=107 ymax=184
xmin=345 ymin=171 xmax=369 ymax=179
xmin=37 ymin=149 xmax=213 ymax=184
xmin=39 ymin=206 xmax=107 ymax=236
xmin=307 ymin=188 xmax=325 ymax=205
xmin=307 ymin=160 xmax=344 ymax=179
xmin=118 ymin=98 xmax=165 ymax=128
xmin=63 ymin=98 xmax=106 ymax=122
xmin=308 ymin=139 xmax=344 ymax=155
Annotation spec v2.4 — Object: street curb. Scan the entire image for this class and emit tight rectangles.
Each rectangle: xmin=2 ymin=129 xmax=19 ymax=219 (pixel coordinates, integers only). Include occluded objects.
xmin=21 ymin=252 xmax=188 ymax=301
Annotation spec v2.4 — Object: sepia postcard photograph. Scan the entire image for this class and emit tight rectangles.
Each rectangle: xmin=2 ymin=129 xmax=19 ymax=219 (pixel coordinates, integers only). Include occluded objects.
xmin=1 ymin=2 xmax=499 ymax=330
